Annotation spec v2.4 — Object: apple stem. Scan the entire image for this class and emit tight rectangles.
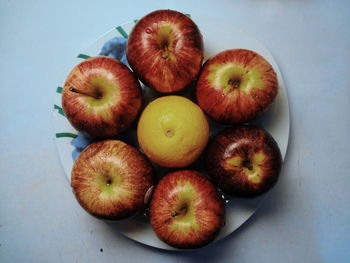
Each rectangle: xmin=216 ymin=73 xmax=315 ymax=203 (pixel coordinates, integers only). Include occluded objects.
xmin=69 ymin=86 xmax=101 ymax=99
xmin=228 ymin=79 xmax=241 ymax=89
xmin=171 ymin=205 xmax=188 ymax=217
xmin=171 ymin=211 xmax=179 ymax=217
xmin=161 ymin=45 xmax=169 ymax=59
xmin=242 ymin=160 xmax=253 ymax=171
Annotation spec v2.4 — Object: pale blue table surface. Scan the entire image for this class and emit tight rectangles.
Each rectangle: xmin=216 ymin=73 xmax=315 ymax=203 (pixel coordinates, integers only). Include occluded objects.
xmin=1 ymin=0 xmax=349 ymax=262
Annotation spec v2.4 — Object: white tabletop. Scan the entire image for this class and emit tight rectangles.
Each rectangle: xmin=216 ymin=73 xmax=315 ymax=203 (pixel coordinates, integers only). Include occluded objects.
xmin=1 ymin=1 xmax=349 ymax=262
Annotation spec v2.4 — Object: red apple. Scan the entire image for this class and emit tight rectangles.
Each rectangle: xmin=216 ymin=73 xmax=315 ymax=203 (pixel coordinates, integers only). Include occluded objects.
xmin=205 ymin=125 xmax=282 ymax=197
xmin=127 ymin=9 xmax=204 ymax=93
xmin=196 ymin=49 xmax=278 ymax=124
xmin=149 ymin=170 xmax=225 ymax=249
xmin=71 ymin=139 xmax=154 ymax=220
xmin=62 ymin=56 xmax=142 ymax=138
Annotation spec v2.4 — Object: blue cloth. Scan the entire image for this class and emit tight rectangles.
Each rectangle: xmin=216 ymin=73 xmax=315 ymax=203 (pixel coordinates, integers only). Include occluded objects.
xmin=99 ymin=37 xmax=128 ymax=65
xmin=71 ymin=134 xmax=95 ymax=160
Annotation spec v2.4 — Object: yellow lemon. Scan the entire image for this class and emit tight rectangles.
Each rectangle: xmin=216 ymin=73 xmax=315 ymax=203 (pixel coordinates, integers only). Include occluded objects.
xmin=137 ymin=96 xmax=209 ymax=168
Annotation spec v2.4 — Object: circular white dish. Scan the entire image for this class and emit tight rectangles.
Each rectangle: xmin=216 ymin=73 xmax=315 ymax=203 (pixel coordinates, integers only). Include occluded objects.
xmin=53 ymin=14 xmax=289 ymax=250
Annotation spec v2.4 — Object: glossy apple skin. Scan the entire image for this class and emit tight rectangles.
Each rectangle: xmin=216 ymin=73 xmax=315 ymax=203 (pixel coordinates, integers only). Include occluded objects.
xmin=205 ymin=125 xmax=282 ymax=197
xmin=71 ymin=140 xmax=154 ymax=220
xmin=127 ymin=9 xmax=204 ymax=93
xmin=62 ymin=56 xmax=142 ymax=138
xmin=149 ymin=170 xmax=225 ymax=249
xmin=196 ymin=49 xmax=278 ymax=124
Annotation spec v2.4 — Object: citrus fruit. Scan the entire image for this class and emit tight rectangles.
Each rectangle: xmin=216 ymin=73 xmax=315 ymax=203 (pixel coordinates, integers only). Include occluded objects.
xmin=137 ymin=96 xmax=209 ymax=168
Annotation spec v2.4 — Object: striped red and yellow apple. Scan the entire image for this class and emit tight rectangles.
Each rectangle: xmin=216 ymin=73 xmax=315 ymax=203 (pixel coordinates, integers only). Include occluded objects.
xmin=62 ymin=56 xmax=142 ymax=138
xmin=196 ymin=49 xmax=278 ymax=124
xmin=149 ymin=170 xmax=225 ymax=249
xmin=71 ymin=140 xmax=154 ymax=220
xmin=127 ymin=9 xmax=204 ymax=93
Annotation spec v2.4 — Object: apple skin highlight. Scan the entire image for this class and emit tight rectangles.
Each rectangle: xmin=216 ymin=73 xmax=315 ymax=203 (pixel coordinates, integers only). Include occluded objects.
xmin=205 ymin=125 xmax=282 ymax=198
xmin=150 ymin=170 xmax=225 ymax=249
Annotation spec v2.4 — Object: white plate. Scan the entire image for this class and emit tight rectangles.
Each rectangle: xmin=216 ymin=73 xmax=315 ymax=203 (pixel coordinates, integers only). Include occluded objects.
xmin=53 ymin=14 xmax=289 ymax=250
